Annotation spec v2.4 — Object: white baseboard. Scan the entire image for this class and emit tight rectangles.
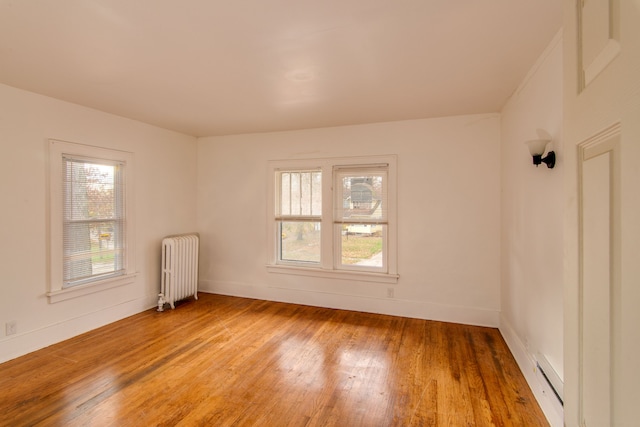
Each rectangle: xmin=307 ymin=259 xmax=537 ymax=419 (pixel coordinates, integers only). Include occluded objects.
xmin=0 ymin=296 xmax=156 ymax=364
xmin=199 ymin=279 xmax=499 ymax=327
xmin=499 ymin=314 xmax=564 ymax=427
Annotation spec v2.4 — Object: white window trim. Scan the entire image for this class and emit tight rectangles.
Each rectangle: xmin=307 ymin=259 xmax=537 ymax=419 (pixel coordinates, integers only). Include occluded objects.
xmin=267 ymin=155 xmax=398 ymax=283
xmin=266 ymin=264 xmax=398 ymax=284
xmin=47 ymin=139 xmax=137 ymax=303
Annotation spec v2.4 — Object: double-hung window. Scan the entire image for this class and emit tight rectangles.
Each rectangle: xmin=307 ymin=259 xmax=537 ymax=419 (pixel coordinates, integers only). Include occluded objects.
xmin=62 ymin=156 xmax=125 ymax=285
xmin=48 ymin=140 xmax=136 ymax=302
xmin=275 ymin=170 xmax=322 ymax=264
xmin=334 ymin=166 xmax=388 ymax=270
xmin=268 ymin=155 xmax=397 ymax=283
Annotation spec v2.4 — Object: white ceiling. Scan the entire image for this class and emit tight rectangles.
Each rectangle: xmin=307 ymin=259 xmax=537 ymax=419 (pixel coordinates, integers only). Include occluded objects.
xmin=0 ymin=1 xmax=562 ymax=137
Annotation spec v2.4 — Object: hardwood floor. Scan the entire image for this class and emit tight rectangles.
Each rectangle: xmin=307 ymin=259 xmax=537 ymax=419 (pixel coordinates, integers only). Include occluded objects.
xmin=0 ymin=293 xmax=549 ymax=426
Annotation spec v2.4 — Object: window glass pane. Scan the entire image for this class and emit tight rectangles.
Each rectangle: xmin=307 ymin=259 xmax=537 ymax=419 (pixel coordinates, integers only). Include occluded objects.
xmin=63 ymin=221 xmax=124 ymax=281
xmin=65 ymin=161 xmax=118 ymax=220
xmin=339 ymin=172 xmax=386 ymax=222
xmin=278 ymin=170 xmax=321 ymax=218
xmin=340 ymin=224 xmax=384 ymax=267
xmin=280 ymin=221 xmax=321 ymax=263
xmin=291 ymin=173 xmax=301 ymax=214
xmin=300 ymin=172 xmax=311 ymax=215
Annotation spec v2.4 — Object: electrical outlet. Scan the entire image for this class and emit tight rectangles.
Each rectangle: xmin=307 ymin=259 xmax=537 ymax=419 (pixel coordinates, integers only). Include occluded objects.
xmin=387 ymin=288 xmax=394 ymax=298
xmin=6 ymin=321 xmax=17 ymax=336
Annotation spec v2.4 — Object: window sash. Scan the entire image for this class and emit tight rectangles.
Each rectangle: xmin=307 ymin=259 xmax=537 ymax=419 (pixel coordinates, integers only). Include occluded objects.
xmin=335 ymin=223 xmax=387 ymax=271
xmin=278 ymin=220 xmax=322 ymax=264
xmin=334 ymin=167 xmax=388 ymax=225
xmin=275 ymin=170 xmax=322 ymax=220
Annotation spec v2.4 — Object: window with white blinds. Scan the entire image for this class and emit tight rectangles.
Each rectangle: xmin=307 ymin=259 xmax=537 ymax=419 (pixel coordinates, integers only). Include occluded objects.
xmin=63 ymin=156 xmax=125 ymax=286
xmin=48 ymin=139 xmax=136 ymax=303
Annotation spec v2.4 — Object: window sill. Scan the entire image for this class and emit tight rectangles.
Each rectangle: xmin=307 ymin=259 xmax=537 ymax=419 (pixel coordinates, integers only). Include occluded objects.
xmin=266 ymin=265 xmax=399 ymax=284
xmin=47 ymin=273 xmax=137 ymax=303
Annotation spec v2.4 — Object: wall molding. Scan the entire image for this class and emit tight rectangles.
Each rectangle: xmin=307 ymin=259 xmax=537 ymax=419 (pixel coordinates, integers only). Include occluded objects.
xmin=200 ymin=279 xmax=499 ymax=328
xmin=0 ymin=296 xmax=156 ymax=364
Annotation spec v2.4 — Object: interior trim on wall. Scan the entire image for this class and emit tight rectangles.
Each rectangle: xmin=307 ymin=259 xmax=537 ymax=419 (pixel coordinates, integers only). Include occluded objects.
xmin=199 ymin=281 xmax=499 ymax=328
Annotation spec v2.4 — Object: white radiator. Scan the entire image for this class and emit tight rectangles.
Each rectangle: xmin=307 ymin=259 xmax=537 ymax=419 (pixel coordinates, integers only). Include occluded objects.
xmin=157 ymin=233 xmax=199 ymax=311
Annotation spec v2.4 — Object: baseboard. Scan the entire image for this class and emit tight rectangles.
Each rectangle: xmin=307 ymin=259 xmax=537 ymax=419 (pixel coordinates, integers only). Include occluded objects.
xmin=0 ymin=296 xmax=156 ymax=364
xmin=499 ymin=314 xmax=564 ymax=427
xmin=199 ymin=279 xmax=499 ymax=328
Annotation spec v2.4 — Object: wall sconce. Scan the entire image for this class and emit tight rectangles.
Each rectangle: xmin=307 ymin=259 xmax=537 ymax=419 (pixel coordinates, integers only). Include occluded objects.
xmin=525 ymin=129 xmax=555 ymax=168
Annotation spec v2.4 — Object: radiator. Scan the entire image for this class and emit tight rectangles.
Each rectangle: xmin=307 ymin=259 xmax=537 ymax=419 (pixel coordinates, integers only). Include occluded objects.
xmin=157 ymin=233 xmax=199 ymax=311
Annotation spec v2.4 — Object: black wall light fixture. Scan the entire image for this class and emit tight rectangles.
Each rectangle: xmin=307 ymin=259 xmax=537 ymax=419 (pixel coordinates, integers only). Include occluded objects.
xmin=525 ymin=129 xmax=555 ymax=169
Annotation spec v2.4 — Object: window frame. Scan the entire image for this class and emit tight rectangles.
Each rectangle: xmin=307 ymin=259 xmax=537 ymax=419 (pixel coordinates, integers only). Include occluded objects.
xmin=48 ymin=139 xmax=136 ymax=303
xmin=267 ymin=155 xmax=398 ymax=284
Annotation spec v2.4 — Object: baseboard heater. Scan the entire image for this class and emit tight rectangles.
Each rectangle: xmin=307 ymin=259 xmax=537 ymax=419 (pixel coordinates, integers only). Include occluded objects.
xmin=157 ymin=233 xmax=199 ymax=311
xmin=535 ymin=353 xmax=564 ymax=407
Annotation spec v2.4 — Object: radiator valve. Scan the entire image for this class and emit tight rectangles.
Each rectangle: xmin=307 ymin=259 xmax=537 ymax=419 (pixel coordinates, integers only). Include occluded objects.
xmin=157 ymin=293 xmax=166 ymax=312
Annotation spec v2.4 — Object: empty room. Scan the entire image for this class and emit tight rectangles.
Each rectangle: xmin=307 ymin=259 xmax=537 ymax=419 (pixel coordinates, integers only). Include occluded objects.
xmin=2 ymin=1 xmax=639 ymax=426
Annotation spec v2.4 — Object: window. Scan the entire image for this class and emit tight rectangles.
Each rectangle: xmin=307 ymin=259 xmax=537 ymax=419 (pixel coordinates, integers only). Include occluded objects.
xmin=276 ymin=170 xmax=322 ymax=264
xmin=63 ymin=156 xmax=125 ymax=285
xmin=48 ymin=140 xmax=136 ymax=302
xmin=334 ymin=167 xmax=388 ymax=270
xmin=268 ymin=155 xmax=397 ymax=283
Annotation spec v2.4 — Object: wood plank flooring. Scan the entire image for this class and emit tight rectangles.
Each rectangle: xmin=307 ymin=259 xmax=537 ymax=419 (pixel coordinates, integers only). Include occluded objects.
xmin=0 ymin=293 xmax=549 ymax=426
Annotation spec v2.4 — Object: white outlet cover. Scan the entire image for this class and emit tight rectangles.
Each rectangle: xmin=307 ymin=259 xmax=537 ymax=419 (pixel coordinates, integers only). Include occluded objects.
xmin=6 ymin=321 xmax=17 ymax=335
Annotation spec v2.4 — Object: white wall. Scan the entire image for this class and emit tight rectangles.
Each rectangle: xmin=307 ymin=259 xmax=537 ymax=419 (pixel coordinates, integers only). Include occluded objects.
xmin=197 ymin=114 xmax=501 ymax=326
xmin=0 ymin=84 xmax=197 ymax=363
xmin=499 ymin=32 xmax=563 ymax=426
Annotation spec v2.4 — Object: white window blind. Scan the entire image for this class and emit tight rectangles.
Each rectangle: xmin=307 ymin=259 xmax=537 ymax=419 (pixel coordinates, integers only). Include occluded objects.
xmin=63 ymin=156 xmax=126 ymax=286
